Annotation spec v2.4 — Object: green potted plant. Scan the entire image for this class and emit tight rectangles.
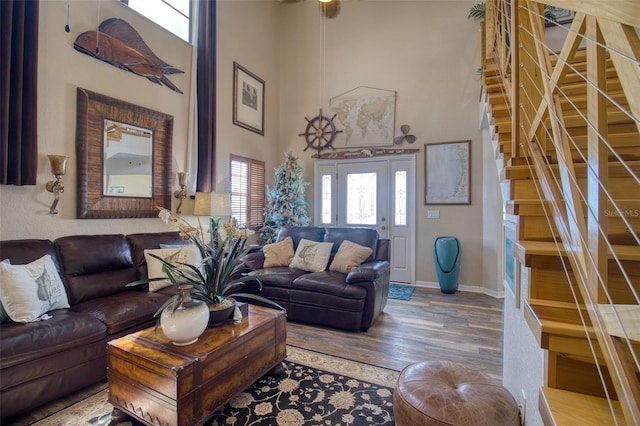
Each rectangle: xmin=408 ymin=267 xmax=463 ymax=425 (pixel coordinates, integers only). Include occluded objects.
xmin=468 ymin=2 xmax=485 ymax=21
xmin=468 ymin=1 xmax=557 ymax=23
xmin=128 ymin=209 xmax=282 ymax=327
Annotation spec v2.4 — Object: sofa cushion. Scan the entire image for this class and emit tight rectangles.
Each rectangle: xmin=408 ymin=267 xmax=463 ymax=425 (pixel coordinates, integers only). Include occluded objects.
xmin=329 ymin=240 xmax=373 ymax=274
xmin=72 ymin=291 xmax=169 ymax=334
xmin=0 ymin=309 xmax=106 ymax=369
xmin=290 ymin=239 xmax=334 ymax=273
xmin=263 ymin=236 xmax=294 ymax=267
xmin=276 ymin=226 xmax=325 ymax=250
xmin=291 ymin=272 xmax=367 ymax=310
xmin=324 ymin=227 xmax=378 ymax=262
xmin=144 ymin=245 xmax=202 ymax=291
xmin=0 ymin=255 xmax=70 ymax=322
xmin=55 ymin=235 xmax=137 ymax=305
xmin=248 ymin=267 xmax=308 ymax=288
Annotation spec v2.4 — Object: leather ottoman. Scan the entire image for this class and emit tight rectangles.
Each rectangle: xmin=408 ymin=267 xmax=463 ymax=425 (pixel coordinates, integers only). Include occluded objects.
xmin=393 ymin=361 xmax=519 ymax=426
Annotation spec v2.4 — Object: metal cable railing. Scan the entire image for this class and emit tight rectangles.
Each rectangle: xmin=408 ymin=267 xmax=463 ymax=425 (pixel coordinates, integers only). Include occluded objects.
xmin=483 ymin=1 xmax=640 ymax=423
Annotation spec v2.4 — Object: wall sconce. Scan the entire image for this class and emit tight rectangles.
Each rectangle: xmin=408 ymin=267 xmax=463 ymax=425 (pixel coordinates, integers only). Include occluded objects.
xmin=45 ymin=155 xmax=69 ymax=214
xmin=173 ymin=172 xmax=188 ymax=213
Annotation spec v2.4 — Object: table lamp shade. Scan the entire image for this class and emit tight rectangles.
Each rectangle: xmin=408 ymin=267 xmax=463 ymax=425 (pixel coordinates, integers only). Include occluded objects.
xmin=194 ymin=192 xmax=231 ymax=217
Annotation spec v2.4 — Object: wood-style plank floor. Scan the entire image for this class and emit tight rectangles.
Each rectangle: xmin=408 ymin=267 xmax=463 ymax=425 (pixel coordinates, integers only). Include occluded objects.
xmin=287 ymin=286 xmax=504 ymax=380
xmin=6 ymin=286 xmax=503 ymax=425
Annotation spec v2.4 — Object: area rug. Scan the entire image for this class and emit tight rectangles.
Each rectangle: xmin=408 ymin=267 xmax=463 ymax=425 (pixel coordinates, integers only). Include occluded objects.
xmin=33 ymin=346 xmax=398 ymax=426
xmin=388 ymin=283 xmax=415 ymax=301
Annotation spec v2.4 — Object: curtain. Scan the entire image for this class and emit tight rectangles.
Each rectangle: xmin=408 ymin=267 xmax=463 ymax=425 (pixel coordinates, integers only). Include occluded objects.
xmin=0 ymin=0 xmax=39 ymax=186
xmin=195 ymin=0 xmax=216 ymax=193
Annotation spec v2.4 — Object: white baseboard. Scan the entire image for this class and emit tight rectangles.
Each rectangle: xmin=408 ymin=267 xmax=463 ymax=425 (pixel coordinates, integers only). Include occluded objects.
xmin=415 ymin=281 xmax=504 ymax=299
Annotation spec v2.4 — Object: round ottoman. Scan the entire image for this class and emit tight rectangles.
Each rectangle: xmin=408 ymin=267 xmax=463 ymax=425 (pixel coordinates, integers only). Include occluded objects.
xmin=393 ymin=361 xmax=519 ymax=426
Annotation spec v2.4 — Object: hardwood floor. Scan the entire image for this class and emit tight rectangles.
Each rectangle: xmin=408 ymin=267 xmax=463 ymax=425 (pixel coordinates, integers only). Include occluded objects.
xmin=287 ymin=286 xmax=504 ymax=381
xmin=6 ymin=286 xmax=503 ymax=424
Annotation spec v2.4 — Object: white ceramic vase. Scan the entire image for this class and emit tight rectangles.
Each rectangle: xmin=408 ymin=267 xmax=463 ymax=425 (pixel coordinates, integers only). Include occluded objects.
xmin=160 ymin=285 xmax=208 ymax=346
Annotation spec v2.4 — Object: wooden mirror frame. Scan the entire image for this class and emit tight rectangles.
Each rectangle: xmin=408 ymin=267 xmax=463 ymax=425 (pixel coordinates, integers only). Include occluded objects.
xmin=76 ymin=88 xmax=173 ymax=218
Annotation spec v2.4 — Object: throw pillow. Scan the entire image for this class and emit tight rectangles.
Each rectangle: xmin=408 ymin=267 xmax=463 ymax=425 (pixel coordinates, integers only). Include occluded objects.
xmin=0 ymin=259 xmax=9 ymax=322
xmin=289 ymin=239 xmax=334 ymax=273
xmin=0 ymin=255 xmax=70 ymax=323
xmin=263 ymin=237 xmax=294 ymax=268
xmin=329 ymin=240 xmax=373 ymax=274
xmin=144 ymin=245 xmax=202 ymax=291
xmin=159 ymin=243 xmax=190 ymax=249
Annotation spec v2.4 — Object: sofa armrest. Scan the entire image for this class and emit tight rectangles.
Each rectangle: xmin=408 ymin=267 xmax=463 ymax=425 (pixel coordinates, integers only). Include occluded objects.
xmin=345 ymin=260 xmax=390 ymax=283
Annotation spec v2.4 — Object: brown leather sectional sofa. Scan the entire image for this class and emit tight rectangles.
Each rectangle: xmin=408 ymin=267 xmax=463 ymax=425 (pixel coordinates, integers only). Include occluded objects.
xmin=0 ymin=226 xmax=390 ymax=420
xmin=239 ymin=226 xmax=391 ymax=332
xmin=0 ymin=231 xmax=184 ymax=421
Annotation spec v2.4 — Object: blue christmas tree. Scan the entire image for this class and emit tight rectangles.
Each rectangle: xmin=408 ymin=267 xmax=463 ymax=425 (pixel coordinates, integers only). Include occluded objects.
xmin=260 ymin=152 xmax=311 ymax=244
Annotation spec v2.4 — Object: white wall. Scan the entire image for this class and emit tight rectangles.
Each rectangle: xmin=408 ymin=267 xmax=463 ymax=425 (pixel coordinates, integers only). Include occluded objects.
xmin=1 ymin=0 xmax=499 ymax=293
xmin=279 ymin=1 xmax=497 ymax=292
xmin=0 ymin=0 xmax=282 ymax=241
xmin=215 ymin=0 xmax=282 ymax=191
xmin=0 ymin=0 xmax=192 ymax=240
xmin=503 ymin=266 xmax=545 ymax=426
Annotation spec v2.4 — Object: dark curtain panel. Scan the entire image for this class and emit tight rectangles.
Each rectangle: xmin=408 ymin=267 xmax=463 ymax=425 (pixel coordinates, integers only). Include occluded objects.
xmin=0 ymin=0 xmax=39 ymax=185
xmin=196 ymin=0 xmax=216 ymax=193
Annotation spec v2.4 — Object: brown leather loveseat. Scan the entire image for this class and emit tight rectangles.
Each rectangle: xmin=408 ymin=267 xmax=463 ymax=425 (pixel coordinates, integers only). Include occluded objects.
xmin=0 ymin=231 xmax=184 ymax=421
xmin=239 ymin=226 xmax=391 ymax=332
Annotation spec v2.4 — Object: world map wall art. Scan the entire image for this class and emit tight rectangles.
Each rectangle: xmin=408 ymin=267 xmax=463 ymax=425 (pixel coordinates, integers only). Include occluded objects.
xmin=329 ymin=86 xmax=396 ymax=148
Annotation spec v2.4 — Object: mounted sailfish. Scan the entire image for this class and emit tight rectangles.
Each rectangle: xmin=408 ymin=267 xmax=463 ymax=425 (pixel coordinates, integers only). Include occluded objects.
xmin=73 ymin=18 xmax=184 ymax=94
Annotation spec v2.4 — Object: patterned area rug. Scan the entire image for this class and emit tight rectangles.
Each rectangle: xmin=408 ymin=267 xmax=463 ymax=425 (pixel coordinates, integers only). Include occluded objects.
xmin=33 ymin=347 xmax=398 ymax=426
xmin=388 ymin=283 xmax=415 ymax=301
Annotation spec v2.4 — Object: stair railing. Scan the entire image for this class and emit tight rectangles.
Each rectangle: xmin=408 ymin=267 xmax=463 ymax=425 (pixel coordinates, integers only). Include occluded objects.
xmin=484 ymin=1 xmax=640 ymax=423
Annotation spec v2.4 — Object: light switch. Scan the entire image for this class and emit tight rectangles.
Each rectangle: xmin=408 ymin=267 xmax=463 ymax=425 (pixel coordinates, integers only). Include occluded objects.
xmin=427 ymin=210 xmax=440 ymax=219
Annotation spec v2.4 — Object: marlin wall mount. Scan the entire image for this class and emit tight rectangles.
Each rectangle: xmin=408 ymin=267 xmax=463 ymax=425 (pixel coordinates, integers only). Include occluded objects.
xmin=73 ymin=18 xmax=184 ymax=94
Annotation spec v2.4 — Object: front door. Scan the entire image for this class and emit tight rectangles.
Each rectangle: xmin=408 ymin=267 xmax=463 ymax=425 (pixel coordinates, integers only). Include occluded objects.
xmin=314 ymin=156 xmax=415 ymax=283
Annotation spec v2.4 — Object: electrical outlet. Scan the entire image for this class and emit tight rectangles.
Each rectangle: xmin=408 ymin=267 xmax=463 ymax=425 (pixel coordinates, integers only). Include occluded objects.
xmin=427 ymin=210 xmax=440 ymax=219
xmin=518 ymin=389 xmax=526 ymax=425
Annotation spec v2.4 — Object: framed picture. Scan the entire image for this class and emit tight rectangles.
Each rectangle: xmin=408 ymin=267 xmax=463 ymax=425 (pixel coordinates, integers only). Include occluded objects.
xmin=546 ymin=6 xmax=574 ymax=26
xmin=503 ymin=219 xmax=520 ymax=308
xmin=424 ymin=140 xmax=470 ymax=205
xmin=233 ymin=62 xmax=265 ymax=135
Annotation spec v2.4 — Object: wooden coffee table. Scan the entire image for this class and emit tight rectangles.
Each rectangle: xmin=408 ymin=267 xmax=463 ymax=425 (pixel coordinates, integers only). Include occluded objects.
xmin=107 ymin=305 xmax=286 ymax=426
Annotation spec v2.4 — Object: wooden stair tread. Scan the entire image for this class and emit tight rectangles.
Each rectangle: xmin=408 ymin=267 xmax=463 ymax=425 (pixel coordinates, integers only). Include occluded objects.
xmin=539 ymin=387 xmax=624 ymax=426
xmin=492 ymin=127 xmax=638 ymax=148
xmin=503 ymin=161 xmax=640 ymax=180
xmin=525 ymin=300 xmax=594 ymax=344
xmin=494 ymin=107 xmax=632 ymax=129
xmin=515 ymin=240 xmax=640 ymax=265
xmin=507 ymin=199 xmax=640 ymax=217
xmin=506 ymin=199 xmax=548 ymax=215
xmin=598 ymin=304 xmax=640 ymax=342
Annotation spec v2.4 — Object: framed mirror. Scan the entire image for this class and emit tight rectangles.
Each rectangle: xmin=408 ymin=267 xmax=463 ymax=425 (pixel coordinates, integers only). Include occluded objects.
xmin=76 ymin=88 xmax=173 ymax=218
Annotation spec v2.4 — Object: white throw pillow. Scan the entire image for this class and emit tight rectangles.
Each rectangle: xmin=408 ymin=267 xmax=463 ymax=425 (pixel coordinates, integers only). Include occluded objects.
xmin=144 ymin=245 xmax=202 ymax=291
xmin=289 ymin=239 xmax=334 ymax=273
xmin=0 ymin=255 xmax=70 ymax=323
xmin=0 ymin=259 xmax=10 ymax=322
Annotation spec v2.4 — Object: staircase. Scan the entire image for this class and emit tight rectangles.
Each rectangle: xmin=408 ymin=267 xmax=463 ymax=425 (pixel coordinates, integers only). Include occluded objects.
xmin=481 ymin=1 xmax=640 ymax=424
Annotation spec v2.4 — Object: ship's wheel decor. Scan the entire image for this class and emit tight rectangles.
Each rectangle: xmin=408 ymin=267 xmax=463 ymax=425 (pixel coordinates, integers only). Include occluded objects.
xmin=299 ymin=109 xmax=343 ymax=153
